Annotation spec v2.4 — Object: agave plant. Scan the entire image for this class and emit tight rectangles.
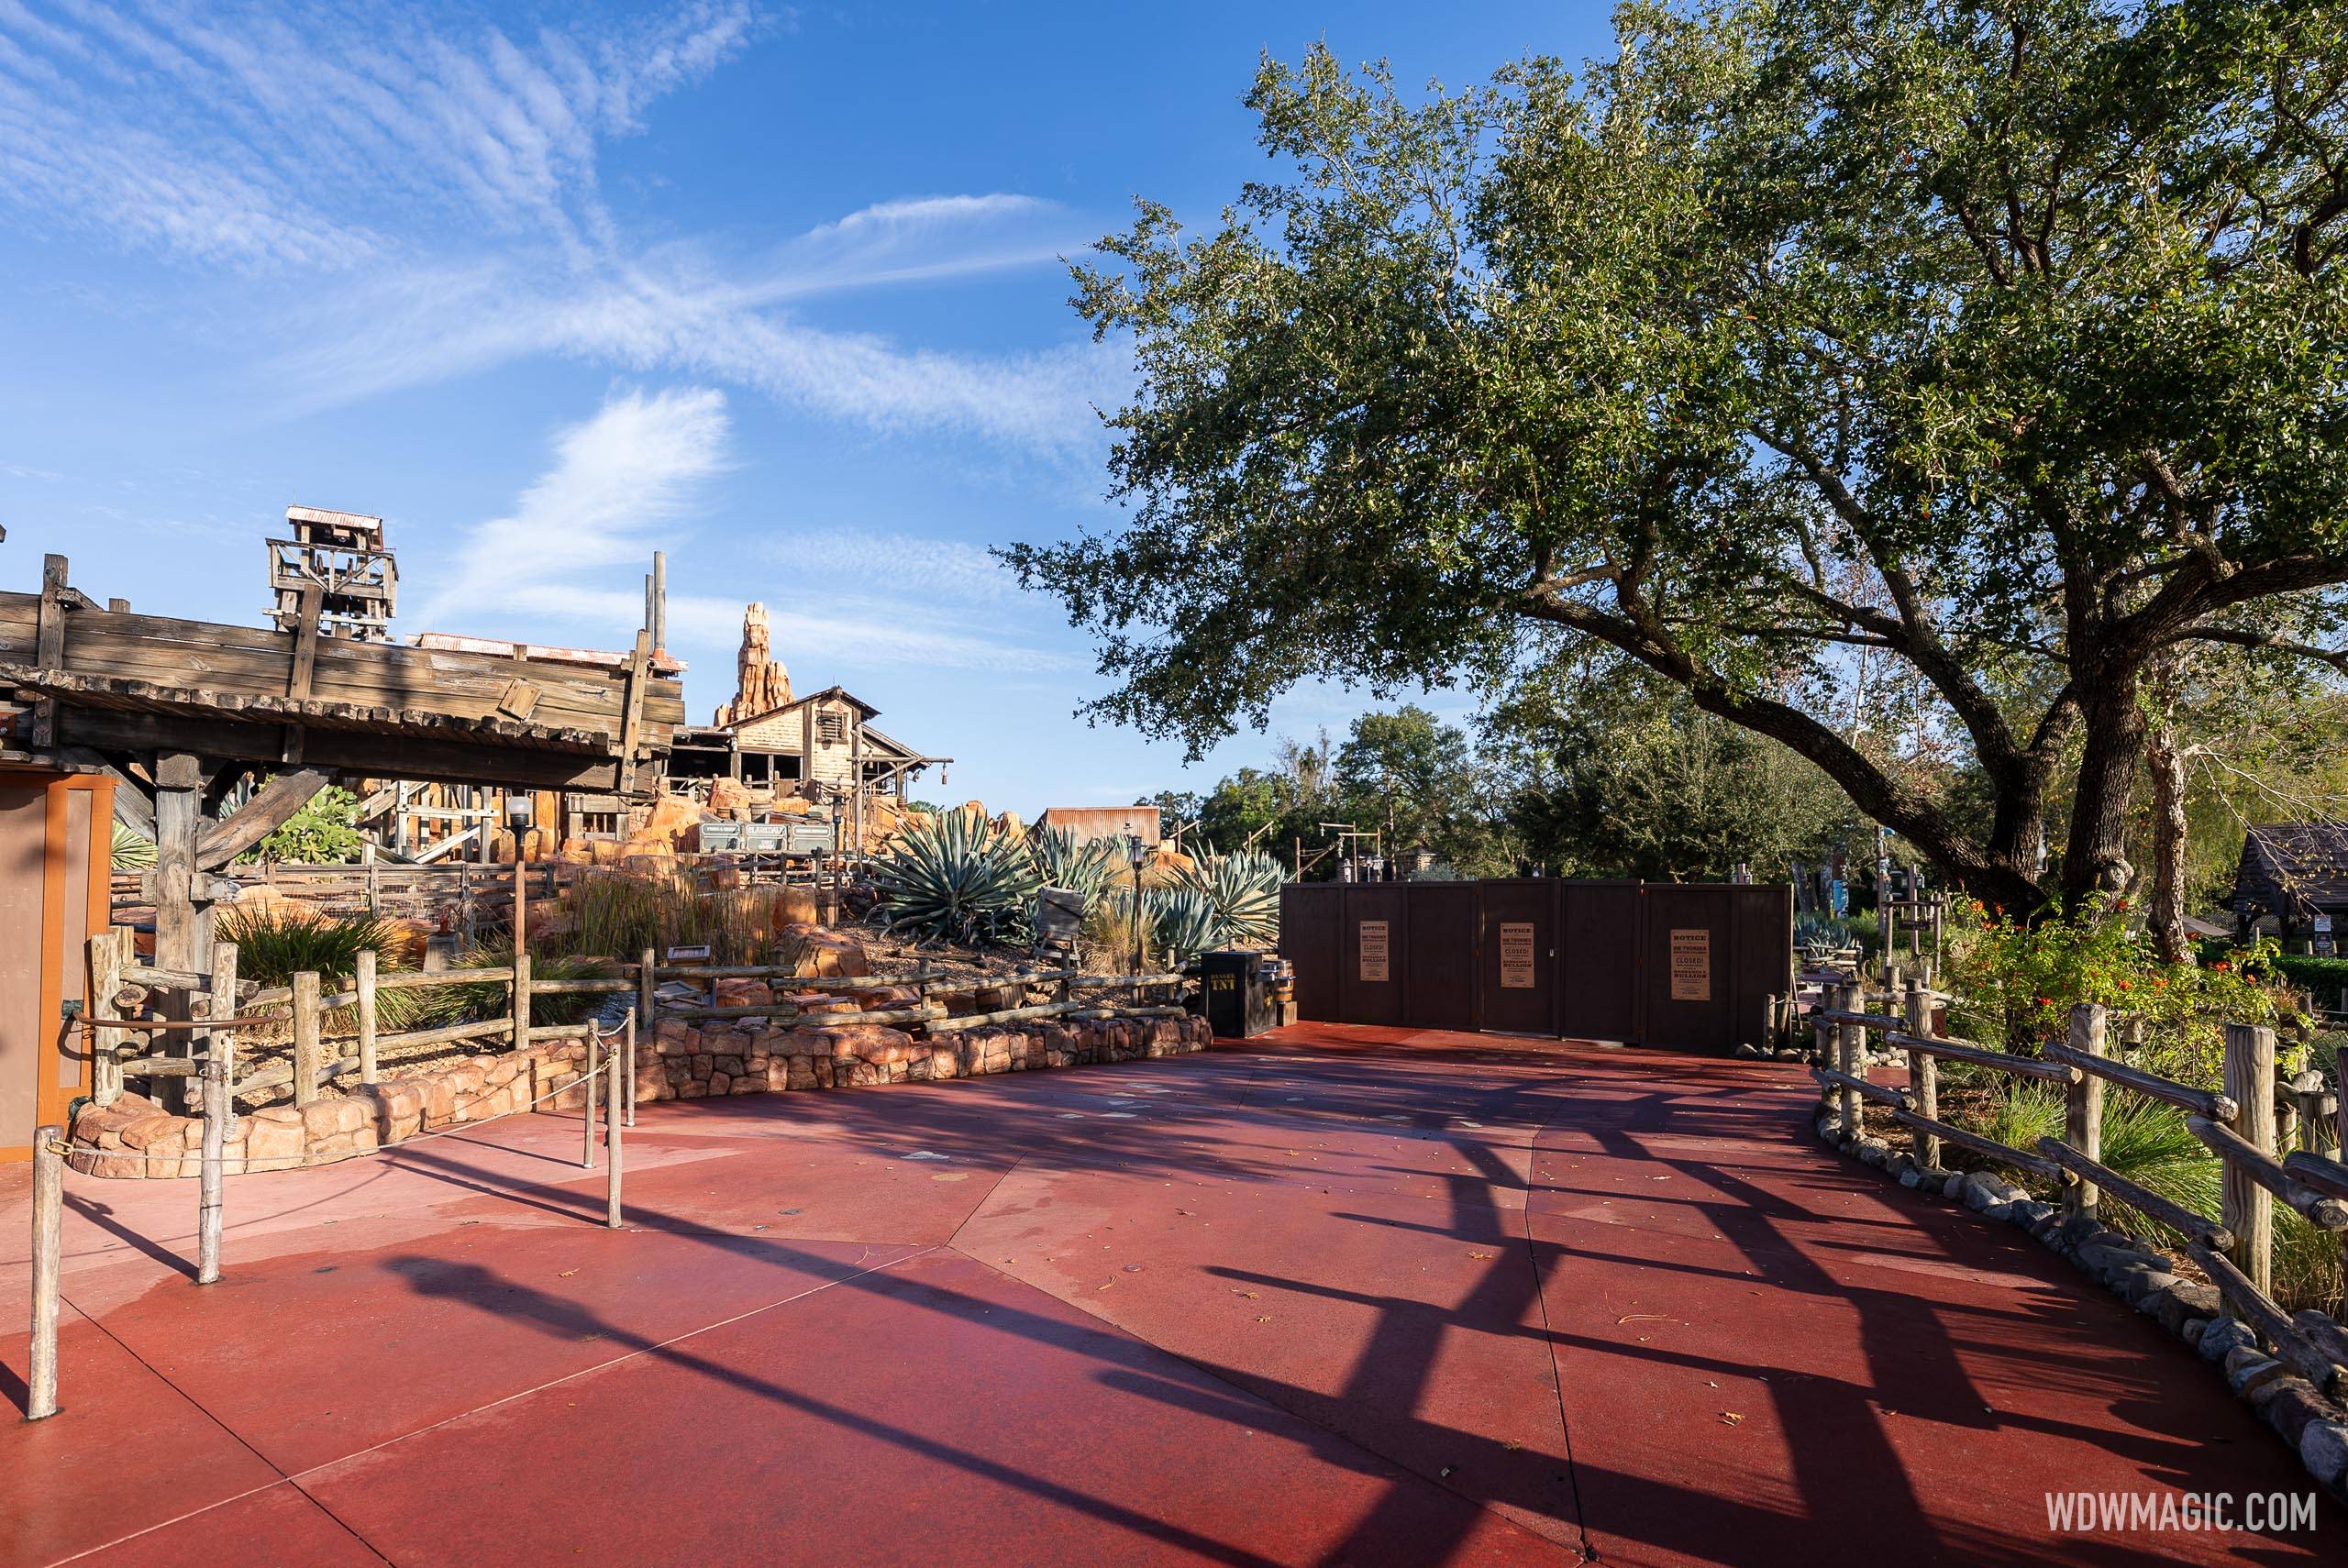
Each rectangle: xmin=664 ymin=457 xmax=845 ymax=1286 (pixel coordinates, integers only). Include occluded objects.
xmin=111 ymin=822 xmax=159 ymax=870
xmin=1029 ymin=826 xmax=1124 ymax=913
xmin=873 ymin=809 xmax=1044 ymax=945
xmin=1103 ymin=886 xmax=1222 ymax=967
xmin=1172 ymin=846 xmax=1282 ymax=946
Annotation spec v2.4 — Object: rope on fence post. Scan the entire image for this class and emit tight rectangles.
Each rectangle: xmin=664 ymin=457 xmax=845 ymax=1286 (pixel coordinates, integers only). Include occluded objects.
xmin=581 ymin=1022 xmax=599 ymax=1171
xmin=1903 ymin=975 xmax=1939 ymax=1171
xmin=2064 ymin=1003 xmax=2106 ymax=1222
xmin=197 ymin=941 xmax=238 ymax=1286
xmin=2223 ymin=1022 xmax=2276 ymax=1296
xmin=607 ymin=1015 xmax=626 ymax=1230
xmin=28 ymin=1123 xmax=63 ymax=1419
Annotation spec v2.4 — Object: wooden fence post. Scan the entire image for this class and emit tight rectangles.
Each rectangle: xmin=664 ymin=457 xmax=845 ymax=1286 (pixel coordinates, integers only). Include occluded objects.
xmin=512 ymin=951 xmax=533 ymax=1050
xmin=27 ymin=1122 xmax=63 ymax=1419
xmin=2064 ymin=1003 xmax=2106 ymax=1221
xmin=1836 ymin=980 xmax=1862 ymax=1136
xmin=1903 ymin=975 xmax=1939 ymax=1170
xmin=2291 ymin=1070 xmax=2328 ymax=1156
xmin=356 ymin=948 xmax=379 ymax=1086
xmin=292 ymin=971 xmax=322 ymax=1108
xmin=607 ymin=1023 xmax=626 ymax=1230
xmin=2223 ymin=1022 xmax=2276 ymax=1295
xmin=90 ymin=929 xmax=125 ymax=1109
xmin=197 ymin=942 xmax=238 ymax=1286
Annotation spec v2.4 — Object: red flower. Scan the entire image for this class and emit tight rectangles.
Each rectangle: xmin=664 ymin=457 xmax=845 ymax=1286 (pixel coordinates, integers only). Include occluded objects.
xmin=2116 ymin=979 xmax=2132 ymax=991
xmin=2152 ymin=977 xmax=2168 ymax=988
xmin=2213 ymin=960 xmax=2232 ymax=973
xmin=2034 ymin=995 xmax=2054 ymax=1007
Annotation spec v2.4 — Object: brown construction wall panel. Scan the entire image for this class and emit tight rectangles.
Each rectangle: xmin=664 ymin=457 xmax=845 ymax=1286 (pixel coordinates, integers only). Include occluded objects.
xmin=1641 ymin=885 xmax=1738 ymax=1053
xmin=1280 ymin=884 xmax=1343 ymax=1023
xmin=1729 ymin=883 xmax=1794 ymax=1053
xmin=1340 ymin=883 xmax=1410 ymax=1026
xmin=1404 ymin=882 xmax=1479 ymax=1030
xmin=1478 ymin=879 xmax=1558 ymax=1035
xmin=1557 ymin=881 xmax=1640 ymax=1043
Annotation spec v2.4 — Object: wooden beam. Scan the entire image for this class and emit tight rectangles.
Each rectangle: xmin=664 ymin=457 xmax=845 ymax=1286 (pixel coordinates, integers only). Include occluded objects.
xmin=57 ymin=706 xmax=633 ymax=793
xmin=194 ymin=767 xmax=331 ymax=871
xmin=31 ymin=554 xmax=65 ymax=745
xmin=60 ymin=746 xmax=155 ymax=835
xmin=282 ymin=583 xmax=321 ymax=765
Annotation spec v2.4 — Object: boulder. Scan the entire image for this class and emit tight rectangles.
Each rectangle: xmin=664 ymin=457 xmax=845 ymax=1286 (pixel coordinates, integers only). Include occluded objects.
xmin=776 ymin=923 xmax=869 ymax=978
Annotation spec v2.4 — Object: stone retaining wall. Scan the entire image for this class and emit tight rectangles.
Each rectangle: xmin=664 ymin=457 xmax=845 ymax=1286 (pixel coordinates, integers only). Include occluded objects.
xmin=68 ymin=1012 xmax=1213 ymax=1178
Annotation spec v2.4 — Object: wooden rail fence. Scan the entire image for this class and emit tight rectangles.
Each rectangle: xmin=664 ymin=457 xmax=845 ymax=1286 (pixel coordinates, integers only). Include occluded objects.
xmin=1808 ymin=982 xmax=2348 ymax=1393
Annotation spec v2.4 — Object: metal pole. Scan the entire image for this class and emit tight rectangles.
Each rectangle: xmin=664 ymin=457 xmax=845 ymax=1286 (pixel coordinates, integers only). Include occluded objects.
xmin=28 ymin=1124 xmax=63 ymax=1419
xmin=606 ymin=1022 xmax=626 ymax=1229
xmin=582 ymin=1027 xmax=599 ymax=1171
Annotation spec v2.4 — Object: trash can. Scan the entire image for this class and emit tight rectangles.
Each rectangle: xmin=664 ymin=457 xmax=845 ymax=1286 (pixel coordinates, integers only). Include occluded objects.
xmin=1199 ymin=949 xmax=1275 ymax=1039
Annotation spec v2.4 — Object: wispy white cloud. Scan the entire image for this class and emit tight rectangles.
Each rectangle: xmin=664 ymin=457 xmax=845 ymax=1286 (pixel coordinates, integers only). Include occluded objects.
xmin=773 ymin=528 xmax=1023 ymax=604
xmin=0 ymin=3 xmax=1115 ymax=457
xmin=420 ymin=384 xmax=731 ymax=629
xmin=421 ymin=388 xmax=1082 ymax=677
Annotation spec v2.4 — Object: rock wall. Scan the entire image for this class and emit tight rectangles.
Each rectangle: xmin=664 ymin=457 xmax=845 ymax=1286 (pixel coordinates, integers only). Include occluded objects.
xmin=69 ymin=1036 xmax=602 ymax=1179
xmin=641 ymin=1013 xmax=1210 ymax=1102
xmin=66 ymin=1012 xmax=1213 ymax=1179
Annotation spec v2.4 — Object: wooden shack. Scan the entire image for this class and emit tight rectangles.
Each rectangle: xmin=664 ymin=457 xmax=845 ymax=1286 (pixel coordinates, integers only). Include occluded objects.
xmin=670 ymin=685 xmax=946 ymax=798
xmin=0 ymin=764 xmax=112 ymax=1160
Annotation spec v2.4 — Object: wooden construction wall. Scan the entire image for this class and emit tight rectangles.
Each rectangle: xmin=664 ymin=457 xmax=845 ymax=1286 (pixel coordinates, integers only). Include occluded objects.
xmin=0 ymin=767 xmax=111 ymax=1159
xmin=1279 ymin=878 xmax=1793 ymax=1056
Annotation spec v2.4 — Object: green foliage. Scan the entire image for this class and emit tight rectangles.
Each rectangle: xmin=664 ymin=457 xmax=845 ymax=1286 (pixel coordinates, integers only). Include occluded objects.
xmin=110 ymin=823 xmax=157 ymax=870
xmin=1007 ymin=5 xmax=2348 ymax=912
xmin=872 ymin=810 xmax=1044 ymax=945
xmin=1490 ymin=654 xmax=1855 ymax=880
xmin=1168 ymin=847 xmax=1283 ymax=946
xmin=1031 ymin=827 xmax=1125 ymax=914
xmin=411 ymin=946 xmax=618 ymax=1031
xmin=1101 ymin=886 xmax=1222 ymax=968
xmin=217 ymin=904 xmax=399 ymax=987
xmin=553 ymin=870 xmax=802 ymax=966
xmin=1945 ymin=901 xmax=2292 ymax=1083
xmin=246 ymin=784 xmax=365 ymax=865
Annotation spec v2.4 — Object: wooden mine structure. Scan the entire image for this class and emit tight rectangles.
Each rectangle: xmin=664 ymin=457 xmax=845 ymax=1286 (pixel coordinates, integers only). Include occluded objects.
xmin=266 ymin=504 xmax=398 ymax=644
xmin=0 ymin=547 xmax=683 ymax=1151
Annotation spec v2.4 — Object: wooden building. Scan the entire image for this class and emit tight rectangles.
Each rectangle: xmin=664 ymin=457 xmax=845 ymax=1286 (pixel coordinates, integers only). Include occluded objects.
xmin=2231 ymin=823 xmax=2348 ymax=949
xmin=1036 ymin=806 xmax=1162 ymax=847
xmin=0 ymin=764 xmax=112 ymax=1160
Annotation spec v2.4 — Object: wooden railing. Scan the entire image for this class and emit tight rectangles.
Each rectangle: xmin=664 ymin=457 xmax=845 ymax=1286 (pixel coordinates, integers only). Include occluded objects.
xmin=1812 ymin=978 xmax=2348 ymax=1392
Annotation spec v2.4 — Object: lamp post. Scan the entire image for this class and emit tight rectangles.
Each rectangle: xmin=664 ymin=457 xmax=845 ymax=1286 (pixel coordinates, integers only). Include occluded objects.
xmin=1124 ymin=818 xmax=1146 ymax=975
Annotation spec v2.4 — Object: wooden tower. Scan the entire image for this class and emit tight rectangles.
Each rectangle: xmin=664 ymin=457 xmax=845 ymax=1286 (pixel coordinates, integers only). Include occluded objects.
xmin=267 ymin=504 xmax=397 ymax=643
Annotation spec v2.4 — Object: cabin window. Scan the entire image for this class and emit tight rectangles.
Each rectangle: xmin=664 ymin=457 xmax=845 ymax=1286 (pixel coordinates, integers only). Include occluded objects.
xmin=818 ymin=712 xmax=847 ymax=745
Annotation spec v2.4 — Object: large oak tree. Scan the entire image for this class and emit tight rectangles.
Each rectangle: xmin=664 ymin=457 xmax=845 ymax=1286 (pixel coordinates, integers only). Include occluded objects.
xmin=1008 ymin=0 xmax=2348 ymax=912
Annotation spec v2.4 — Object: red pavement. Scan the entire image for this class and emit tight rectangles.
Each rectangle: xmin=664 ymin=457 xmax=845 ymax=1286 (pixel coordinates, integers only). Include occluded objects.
xmin=0 ymin=1025 xmax=2332 ymax=1566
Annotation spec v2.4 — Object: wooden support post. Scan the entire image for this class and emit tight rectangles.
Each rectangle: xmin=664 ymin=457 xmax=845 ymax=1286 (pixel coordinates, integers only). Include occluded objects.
xmin=357 ymin=948 xmax=380 ymax=1086
xmin=32 ymin=554 xmax=66 ymax=746
xmin=2299 ymin=1070 xmax=2335 ymax=1157
xmin=2223 ymin=1022 xmax=2276 ymax=1296
xmin=28 ymin=1123 xmax=63 ymax=1419
xmin=292 ymin=970 xmax=322 ymax=1108
xmin=607 ymin=1022 xmax=626 ymax=1229
xmin=2064 ymin=1003 xmax=2106 ymax=1221
xmin=197 ymin=941 xmax=238 ymax=1286
xmin=151 ymin=751 xmax=213 ymax=1115
xmin=1836 ymin=980 xmax=1862 ymax=1136
xmin=1903 ymin=976 xmax=1939 ymax=1170
xmin=581 ymin=1025 xmax=599 ymax=1171
xmin=90 ymin=928 xmax=126 ymax=1108
xmin=650 ymin=550 xmax=668 ymax=654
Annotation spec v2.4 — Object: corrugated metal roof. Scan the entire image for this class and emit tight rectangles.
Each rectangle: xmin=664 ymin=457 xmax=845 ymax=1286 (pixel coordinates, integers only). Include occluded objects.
xmin=1037 ymin=806 xmax=1162 ymax=845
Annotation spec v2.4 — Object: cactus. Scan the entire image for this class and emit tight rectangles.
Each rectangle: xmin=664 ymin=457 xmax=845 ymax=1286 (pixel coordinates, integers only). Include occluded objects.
xmin=873 ymin=810 xmax=1043 ymax=945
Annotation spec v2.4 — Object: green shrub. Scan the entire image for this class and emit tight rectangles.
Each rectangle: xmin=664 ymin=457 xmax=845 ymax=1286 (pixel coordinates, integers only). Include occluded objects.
xmin=245 ymin=783 xmax=365 ymax=865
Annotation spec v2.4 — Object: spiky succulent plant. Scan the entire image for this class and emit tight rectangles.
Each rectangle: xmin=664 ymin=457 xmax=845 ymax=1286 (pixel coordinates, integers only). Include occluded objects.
xmin=1030 ymin=826 xmax=1124 ymax=913
xmin=1172 ymin=847 xmax=1283 ymax=946
xmin=873 ymin=809 xmax=1044 ymax=945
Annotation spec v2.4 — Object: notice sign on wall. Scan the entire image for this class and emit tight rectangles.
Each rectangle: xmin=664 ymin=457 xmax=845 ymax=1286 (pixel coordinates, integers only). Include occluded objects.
xmin=1499 ymin=922 xmax=1537 ymax=988
xmin=1668 ymin=928 xmax=1711 ymax=1002
xmin=1358 ymin=920 xmax=1390 ymax=982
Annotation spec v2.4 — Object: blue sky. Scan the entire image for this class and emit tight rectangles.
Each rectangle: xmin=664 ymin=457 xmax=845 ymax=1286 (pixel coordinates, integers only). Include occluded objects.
xmin=0 ymin=1 xmax=1611 ymax=815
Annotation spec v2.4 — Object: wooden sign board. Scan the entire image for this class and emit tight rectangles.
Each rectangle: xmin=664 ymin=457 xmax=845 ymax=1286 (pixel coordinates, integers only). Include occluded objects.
xmin=1358 ymin=920 xmax=1390 ymax=983
xmin=1499 ymin=922 xmax=1537 ymax=989
xmin=1668 ymin=928 xmax=1711 ymax=1002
